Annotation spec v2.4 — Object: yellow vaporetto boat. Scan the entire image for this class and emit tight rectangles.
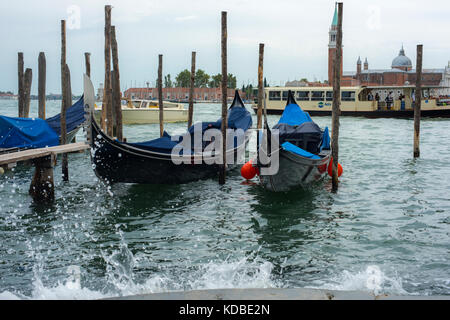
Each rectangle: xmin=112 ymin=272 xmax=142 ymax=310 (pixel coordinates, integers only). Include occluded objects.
xmin=94 ymin=99 xmax=188 ymax=124
xmin=253 ymin=85 xmax=450 ymax=118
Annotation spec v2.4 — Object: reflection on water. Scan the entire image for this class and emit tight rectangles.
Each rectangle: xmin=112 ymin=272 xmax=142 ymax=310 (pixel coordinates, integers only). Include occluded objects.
xmin=0 ymin=100 xmax=450 ymax=298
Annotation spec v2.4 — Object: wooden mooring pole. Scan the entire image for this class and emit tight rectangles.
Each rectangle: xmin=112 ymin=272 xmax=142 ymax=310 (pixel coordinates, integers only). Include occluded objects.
xmin=29 ymin=155 xmax=55 ymax=203
xmin=188 ymin=51 xmax=196 ymax=128
xmin=158 ymin=54 xmax=164 ymax=137
xmin=38 ymin=52 xmax=46 ymax=119
xmin=60 ymin=20 xmax=69 ymax=181
xmin=102 ymin=5 xmax=112 ymax=134
xmin=257 ymin=43 xmax=264 ymax=129
xmin=18 ymin=52 xmax=24 ymax=117
xmin=331 ymin=2 xmax=343 ymax=192
xmin=66 ymin=64 xmax=72 ymax=108
xmin=85 ymin=52 xmax=91 ymax=78
xmin=23 ymin=68 xmax=32 ymax=118
xmin=111 ymin=26 xmax=123 ymax=141
xmin=414 ymin=44 xmax=423 ymax=158
xmin=219 ymin=11 xmax=228 ymax=185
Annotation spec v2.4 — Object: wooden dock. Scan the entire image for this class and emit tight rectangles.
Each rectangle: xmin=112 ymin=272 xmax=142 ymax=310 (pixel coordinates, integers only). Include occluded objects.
xmin=0 ymin=142 xmax=90 ymax=203
xmin=0 ymin=142 xmax=89 ymax=167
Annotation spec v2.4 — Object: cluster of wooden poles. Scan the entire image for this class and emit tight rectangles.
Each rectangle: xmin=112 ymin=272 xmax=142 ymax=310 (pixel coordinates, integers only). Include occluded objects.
xmin=14 ymin=2 xmax=424 ymax=192
xmin=16 ymin=24 xmax=92 ymax=182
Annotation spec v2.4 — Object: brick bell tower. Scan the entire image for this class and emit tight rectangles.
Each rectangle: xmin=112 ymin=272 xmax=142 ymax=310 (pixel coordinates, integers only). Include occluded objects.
xmin=328 ymin=3 xmax=342 ymax=86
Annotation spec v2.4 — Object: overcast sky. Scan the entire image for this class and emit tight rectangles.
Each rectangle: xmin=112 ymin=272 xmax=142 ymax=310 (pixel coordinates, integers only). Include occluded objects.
xmin=0 ymin=0 xmax=449 ymax=94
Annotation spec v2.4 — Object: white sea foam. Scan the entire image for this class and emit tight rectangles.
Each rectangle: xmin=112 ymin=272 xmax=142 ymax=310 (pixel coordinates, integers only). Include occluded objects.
xmin=307 ymin=265 xmax=409 ymax=296
xmin=0 ymin=252 xmax=278 ymax=300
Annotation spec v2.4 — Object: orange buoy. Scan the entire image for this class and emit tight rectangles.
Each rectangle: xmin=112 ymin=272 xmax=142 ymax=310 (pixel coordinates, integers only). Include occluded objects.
xmin=241 ymin=160 xmax=258 ymax=180
xmin=327 ymin=158 xmax=343 ymax=177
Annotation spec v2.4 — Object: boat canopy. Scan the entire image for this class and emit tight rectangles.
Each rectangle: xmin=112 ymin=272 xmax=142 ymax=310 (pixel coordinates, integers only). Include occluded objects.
xmin=277 ymin=92 xmax=313 ymax=126
xmin=126 ymin=90 xmax=252 ymax=154
xmin=274 ymin=90 xmax=327 ymax=155
xmin=46 ymin=96 xmax=86 ymax=136
xmin=0 ymin=96 xmax=86 ymax=149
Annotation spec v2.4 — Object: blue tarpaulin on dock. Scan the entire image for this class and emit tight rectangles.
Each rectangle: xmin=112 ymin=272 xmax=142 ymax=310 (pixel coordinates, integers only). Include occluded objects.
xmin=0 ymin=96 xmax=86 ymax=150
xmin=0 ymin=116 xmax=59 ymax=149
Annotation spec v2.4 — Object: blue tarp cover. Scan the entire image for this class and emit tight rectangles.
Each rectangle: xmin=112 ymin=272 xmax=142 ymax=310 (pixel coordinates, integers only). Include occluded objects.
xmin=127 ymin=131 xmax=182 ymax=154
xmin=46 ymin=96 xmax=85 ymax=136
xmin=127 ymin=104 xmax=252 ymax=154
xmin=0 ymin=116 xmax=59 ymax=149
xmin=0 ymin=96 xmax=86 ymax=150
xmin=320 ymin=126 xmax=331 ymax=151
xmin=281 ymin=141 xmax=321 ymax=159
xmin=278 ymin=102 xmax=312 ymax=126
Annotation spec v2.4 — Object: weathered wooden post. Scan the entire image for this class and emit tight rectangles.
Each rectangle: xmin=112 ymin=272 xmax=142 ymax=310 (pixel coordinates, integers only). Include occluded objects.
xmin=414 ymin=44 xmax=423 ymax=158
xmin=85 ymin=52 xmax=91 ymax=78
xmin=188 ymin=51 xmax=196 ymax=128
xmin=60 ymin=20 xmax=69 ymax=181
xmin=331 ymin=2 xmax=343 ymax=192
xmin=18 ymin=53 xmax=24 ymax=117
xmin=66 ymin=64 xmax=72 ymax=108
xmin=219 ymin=11 xmax=228 ymax=185
xmin=102 ymin=5 xmax=112 ymax=134
xmin=38 ymin=52 xmax=46 ymax=119
xmin=111 ymin=26 xmax=123 ymax=141
xmin=23 ymin=68 xmax=32 ymax=118
xmin=257 ymin=43 xmax=264 ymax=129
xmin=158 ymin=54 xmax=164 ymax=137
xmin=29 ymin=155 xmax=55 ymax=203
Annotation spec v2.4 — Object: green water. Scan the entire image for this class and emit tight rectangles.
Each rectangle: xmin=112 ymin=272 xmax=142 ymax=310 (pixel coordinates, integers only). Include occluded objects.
xmin=0 ymin=99 xmax=449 ymax=299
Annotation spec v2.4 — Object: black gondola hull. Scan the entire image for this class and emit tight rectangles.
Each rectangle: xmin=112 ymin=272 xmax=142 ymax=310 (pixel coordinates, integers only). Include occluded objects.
xmin=258 ymin=148 xmax=330 ymax=192
xmin=90 ymin=116 xmax=247 ymax=184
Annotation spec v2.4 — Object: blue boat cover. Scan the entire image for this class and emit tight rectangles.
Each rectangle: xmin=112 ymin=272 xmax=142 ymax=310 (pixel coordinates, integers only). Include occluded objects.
xmin=278 ymin=102 xmax=312 ymax=126
xmin=0 ymin=96 xmax=86 ymax=150
xmin=281 ymin=142 xmax=321 ymax=159
xmin=0 ymin=116 xmax=59 ymax=149
xmin=274 ymin=91 xmax=327 ymax=157
xmin=127 ymin=95 xmax=252 ymax=154
xmin=127 ymin=131 xmax=182 ymax=154
xmin=320 ymin=126 xmax=331 ymax=151
xmin=46 ymin=96 xmax=86 ymax=136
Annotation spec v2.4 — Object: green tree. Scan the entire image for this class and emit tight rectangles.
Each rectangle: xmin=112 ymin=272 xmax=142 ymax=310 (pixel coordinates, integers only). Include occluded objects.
xmin=195 ymin=69 xmax=210 ymax=88
xmin=264 ymin=77 xmax=268 ymax=87
xmin=175 ymin=69 xmax=191 ymax=87
xmin=164 ymin=74 xmax=173 ymax=88
xmin=227 ymin=73 xmax=237 ymax=89
xmin=208 ymin=73 xmax=237 ymax=89
xmin=209 ymin=74 xmax=222 ymax=88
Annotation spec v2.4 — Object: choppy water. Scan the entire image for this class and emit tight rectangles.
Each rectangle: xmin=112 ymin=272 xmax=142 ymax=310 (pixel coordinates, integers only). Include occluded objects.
xmin=0 ymin=99 xmax=449 ymax=299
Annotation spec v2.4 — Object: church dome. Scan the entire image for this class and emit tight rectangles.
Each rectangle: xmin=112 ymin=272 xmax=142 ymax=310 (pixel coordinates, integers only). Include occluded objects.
xmin=392 ymin=46 xmax=412 ymax=69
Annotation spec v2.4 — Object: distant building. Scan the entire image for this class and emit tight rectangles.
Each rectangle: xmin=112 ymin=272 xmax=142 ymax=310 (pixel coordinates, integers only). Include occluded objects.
xmin=123 ymin=87 xmax=246 ymax=102
xmin=285 ymin=80 xmax=328 ymax=87
xmin=285 ymin=80 xmax=309 ymax=87
xmin=325 ymin=4 xmax=450 ymax=94
xmin=0 ymin=93 xmax=17 ymax=100
xmin=327 ymin=3 xmax=343 ymax=86
xmin=340 ymin=47 xmax=450 ymax=95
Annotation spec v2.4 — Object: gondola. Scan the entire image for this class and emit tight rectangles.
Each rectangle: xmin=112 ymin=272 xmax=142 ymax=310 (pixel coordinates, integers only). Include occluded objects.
xmin=85 ymin=76 xmax=252 ymax=184
xmin=256 ymin=90 xmax=331 ymax=192
xmin=0 ymin=96 xmax=86 ymax=155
